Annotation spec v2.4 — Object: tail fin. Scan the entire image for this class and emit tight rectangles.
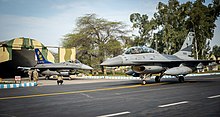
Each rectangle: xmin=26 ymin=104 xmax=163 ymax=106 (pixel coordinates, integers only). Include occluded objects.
xmin=174 ymin=32 xmax=195 ymax=60
xmin=34 ymin=48 xmax=52 ymax=64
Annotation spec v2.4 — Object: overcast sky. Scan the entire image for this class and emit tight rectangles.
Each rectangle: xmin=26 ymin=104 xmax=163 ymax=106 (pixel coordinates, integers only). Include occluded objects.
xmin=0 ymin=0 xmax=219 ymax=49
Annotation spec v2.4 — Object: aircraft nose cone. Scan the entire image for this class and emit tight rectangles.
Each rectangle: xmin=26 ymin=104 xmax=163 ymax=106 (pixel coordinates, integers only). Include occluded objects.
xmin=100 ymin=56 xmax=123 ymax=66
xmin=81 ymin=64 xmax=93 ymax=70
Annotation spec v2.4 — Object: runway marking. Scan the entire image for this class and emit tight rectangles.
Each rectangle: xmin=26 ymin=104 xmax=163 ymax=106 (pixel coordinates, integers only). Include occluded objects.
xmin=97 ymin=111 xmax=130 ymax=117
xmin=0 ymin=83 xmax=166 ymax=100
xmin=80 ymin=93 xmax=94 ymax=99
xmin=158 ymin=101 xmax=189 ymax=108
xmin=207 ymin=94 xmax=220 ymax=99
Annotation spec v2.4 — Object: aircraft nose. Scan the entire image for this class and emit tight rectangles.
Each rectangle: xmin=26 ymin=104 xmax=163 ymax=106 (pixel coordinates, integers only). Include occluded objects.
xmin=81 ymin=64 xmax=93 ymax=70
xmin=100 ymin=56 xmax=123 ymax=66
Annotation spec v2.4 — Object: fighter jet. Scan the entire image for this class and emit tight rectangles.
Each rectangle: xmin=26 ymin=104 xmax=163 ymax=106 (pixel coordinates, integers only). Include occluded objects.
xmin=101 ymin=32 xmax=217 ymax=84
xmin=32 ymin=48 xmax=93 ymax=79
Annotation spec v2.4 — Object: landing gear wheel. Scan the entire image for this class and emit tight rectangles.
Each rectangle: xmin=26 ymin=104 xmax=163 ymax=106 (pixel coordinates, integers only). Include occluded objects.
xmin=142 ymin=80 xmax=147 ymax=85
xmin=178 ymin=76 xmax=184 ymax=83
xmin=155 ymin=76 xmax=160 ymax=83
xmin=45 ymin=76 xmax=49 ymax=80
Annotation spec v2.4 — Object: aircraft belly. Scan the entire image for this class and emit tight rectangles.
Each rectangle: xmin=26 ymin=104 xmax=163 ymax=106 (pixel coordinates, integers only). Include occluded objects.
xmin=143 ymin=66 xmax=164 ymax=73
xmin=41 ymin=70 xmax=59 ymax=76
xmin=132 ymin=65 xmax=164 ymax=74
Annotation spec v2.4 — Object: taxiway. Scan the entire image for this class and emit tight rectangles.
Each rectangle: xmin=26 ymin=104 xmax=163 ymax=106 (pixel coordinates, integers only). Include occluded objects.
xmin=0 ymin=75 xmax=220 ymax=117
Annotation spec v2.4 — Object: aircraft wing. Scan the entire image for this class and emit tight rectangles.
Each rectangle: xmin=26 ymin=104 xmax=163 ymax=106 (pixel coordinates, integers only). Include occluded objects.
xmin=17 ymin=66 xmax=31 ymax=70
xmin=32 ymin=63 xmax=92 ymax=70
xmin=33 ymin=65 xmax=80 ymax=69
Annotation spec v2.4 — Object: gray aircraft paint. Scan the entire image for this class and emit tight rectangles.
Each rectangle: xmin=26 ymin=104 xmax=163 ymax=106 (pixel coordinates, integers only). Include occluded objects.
xmin=33 ymin=60 xmax=93 ymax=77
xmin=101 ymin=32 xmax=215 ymax=83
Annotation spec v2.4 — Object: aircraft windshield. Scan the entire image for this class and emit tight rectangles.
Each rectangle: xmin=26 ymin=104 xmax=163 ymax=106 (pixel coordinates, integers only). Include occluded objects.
xmin=124 ymin=46 xmax=157 ymax=54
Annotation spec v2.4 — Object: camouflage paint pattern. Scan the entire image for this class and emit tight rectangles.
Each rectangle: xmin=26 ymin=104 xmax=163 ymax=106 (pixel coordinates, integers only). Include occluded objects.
xmin=0 ymin=47 xmax=11 ymax=63
xmin=0 ymin=37 xmax=55 ymax=63
xmin=59 ymin=47 xmax=76 ymax=62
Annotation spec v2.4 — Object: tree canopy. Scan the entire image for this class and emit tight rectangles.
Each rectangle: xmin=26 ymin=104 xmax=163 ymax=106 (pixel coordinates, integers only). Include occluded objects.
xmin=130 ymin=0 xmax=220 ymax=59
xmin=61 ymin=0 xmax=220 ymax=72
xmin=212 ymin=45 xmax=220 ymax=58
xmin=62 ymin=14 xmax=131 ymax=69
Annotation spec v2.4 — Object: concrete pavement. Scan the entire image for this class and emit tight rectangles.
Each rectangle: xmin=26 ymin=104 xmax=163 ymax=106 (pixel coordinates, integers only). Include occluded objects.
xmin=37 ymin=78 xmax=126 ymax=86
xmin=0 ymin=75 xmax=220 ymax=117
xmin=1 ymin=72 xmax=220 ymax=88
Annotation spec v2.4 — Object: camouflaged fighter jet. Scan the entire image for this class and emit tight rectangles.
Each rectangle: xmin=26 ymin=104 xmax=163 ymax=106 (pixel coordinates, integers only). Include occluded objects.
xmin=32 ymin=48 xmax=93 ymax=79
xmin=101 ymin=32 xmax=217 ymax=84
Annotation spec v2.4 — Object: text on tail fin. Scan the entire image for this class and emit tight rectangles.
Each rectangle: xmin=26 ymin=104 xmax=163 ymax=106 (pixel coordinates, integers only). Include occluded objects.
xmin=180 ymin=32 xmax=195 ymax=51
xmin=34 ymin=48 xmax=52 ymax=64
xmin=173 ymin=32 xmax=195 ymax=60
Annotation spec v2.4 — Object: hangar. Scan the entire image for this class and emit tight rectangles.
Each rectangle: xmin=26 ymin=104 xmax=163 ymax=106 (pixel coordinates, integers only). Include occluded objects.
xmin=0 ymin=37 xmax=54 ymax=78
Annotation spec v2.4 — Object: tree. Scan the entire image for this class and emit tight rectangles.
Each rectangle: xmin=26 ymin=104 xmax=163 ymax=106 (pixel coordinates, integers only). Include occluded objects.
xmin=155 ymin=0 xmax=190 ymax=54
xmin=130 ymin=0 xmax=190 ymax=54
xmin=130 ymin=13 xmax=156 ymax=46
xmin=186 ymin=0 xmax=220 ymax=59
xmin=130 ymin=0 xmax=220 ymax=58
xmin=105 ymin=39 xmax=122 ymax=57
xmin=62 ymin=14 xmax=130 ymax=71
xmin=63 ymin=33 xmax=95 ymax=66
xmin=212 ymin=45 xmax=220 ymax=59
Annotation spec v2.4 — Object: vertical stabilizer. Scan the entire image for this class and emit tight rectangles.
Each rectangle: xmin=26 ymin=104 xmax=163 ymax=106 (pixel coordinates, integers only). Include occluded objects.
xmin=34 ymin=48 xmax=52 ymax=64
xmin=174 ymin=32 xmax=195 ymax=60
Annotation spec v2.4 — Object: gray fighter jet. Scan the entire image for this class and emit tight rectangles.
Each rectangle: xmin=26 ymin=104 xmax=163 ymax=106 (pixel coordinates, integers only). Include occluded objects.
xmin=32 ymin=48 xmax=93 ymax=79
xmin=101 ymin=32 xmax=217 ymax=84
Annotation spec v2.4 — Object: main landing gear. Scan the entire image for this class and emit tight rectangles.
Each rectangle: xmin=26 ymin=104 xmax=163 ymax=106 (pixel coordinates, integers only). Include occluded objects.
xmin=142 ymin=80 xmax=147 ymax=85
xmin=45 ymin=76 xmax=50 ymax=80
xmin=177 ymin=76 xmax=185 ymax=83
xmin=155 ymin=76 xmax=161 ymax=83
xmin=155 ymin=73 xmax=163 ymax=83
xmin=140 ymin=74 xmax=163 ymax=85
xmin=140 ymin=74 xmax=185 ymax=84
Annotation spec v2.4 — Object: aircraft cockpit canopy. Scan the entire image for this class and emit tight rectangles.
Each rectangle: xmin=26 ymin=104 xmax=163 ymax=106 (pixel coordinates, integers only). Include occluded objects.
xmin=123 ymin=46 xmax=158 ymax=54
xmin=67 ymin=60 xmax=81 ymax=64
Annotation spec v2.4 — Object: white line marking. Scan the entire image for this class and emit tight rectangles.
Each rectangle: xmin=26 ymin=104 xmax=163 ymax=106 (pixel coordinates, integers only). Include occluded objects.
xmin=97 ymin=111 xmax=130 ymax=117
xmin=207 ymin=95 xmax=220 ymax=99
xmin=158 ymin=101 xmax=189 ymax=108
xmin=80 ymin=93 xmax=93 ymax=99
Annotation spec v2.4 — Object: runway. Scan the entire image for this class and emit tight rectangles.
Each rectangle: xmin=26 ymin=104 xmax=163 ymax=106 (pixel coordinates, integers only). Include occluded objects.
xmin=0 ymin=75 xmax=220 ymax=117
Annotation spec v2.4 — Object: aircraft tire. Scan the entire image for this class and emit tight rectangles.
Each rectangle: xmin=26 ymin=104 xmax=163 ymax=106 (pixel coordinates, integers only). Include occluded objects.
xmin=45 ymin=76 xmax=51 ymax=80
xmin=142 ymin=80 xmax=147 ymax=85
xmin=178 ymin=76 xmax=184 ymax=83
xmin=155 ymin=76 xmax=160 ymax=83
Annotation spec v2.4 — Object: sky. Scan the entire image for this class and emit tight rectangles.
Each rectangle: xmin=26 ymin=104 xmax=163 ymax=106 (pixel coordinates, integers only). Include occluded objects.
xmin=0 ymin=0 xmax=219 ymax=50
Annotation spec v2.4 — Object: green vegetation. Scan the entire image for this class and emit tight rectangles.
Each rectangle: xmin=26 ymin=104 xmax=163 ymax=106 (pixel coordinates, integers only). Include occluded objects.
xmin=211 ymin=45 xmax=220 ymax=58
xmin=62 ymin=14 xmax=132 ymax=71
xmin=61 ymin=0 xmax=220 ymax=72
xmin=130 ymin=0 xmax=220 ymax=59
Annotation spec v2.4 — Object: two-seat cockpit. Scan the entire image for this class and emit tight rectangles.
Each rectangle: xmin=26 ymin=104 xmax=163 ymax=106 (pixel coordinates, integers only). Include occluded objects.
xmin=123 ymin=46 xmax=159 ymax=55
xmin=68 ymin=59 xmax=81 ymax=63
xmin=66 ymin=60 xmax=81 ymax=64
xmin=61 ymin=60 xmax=81 ymax=65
